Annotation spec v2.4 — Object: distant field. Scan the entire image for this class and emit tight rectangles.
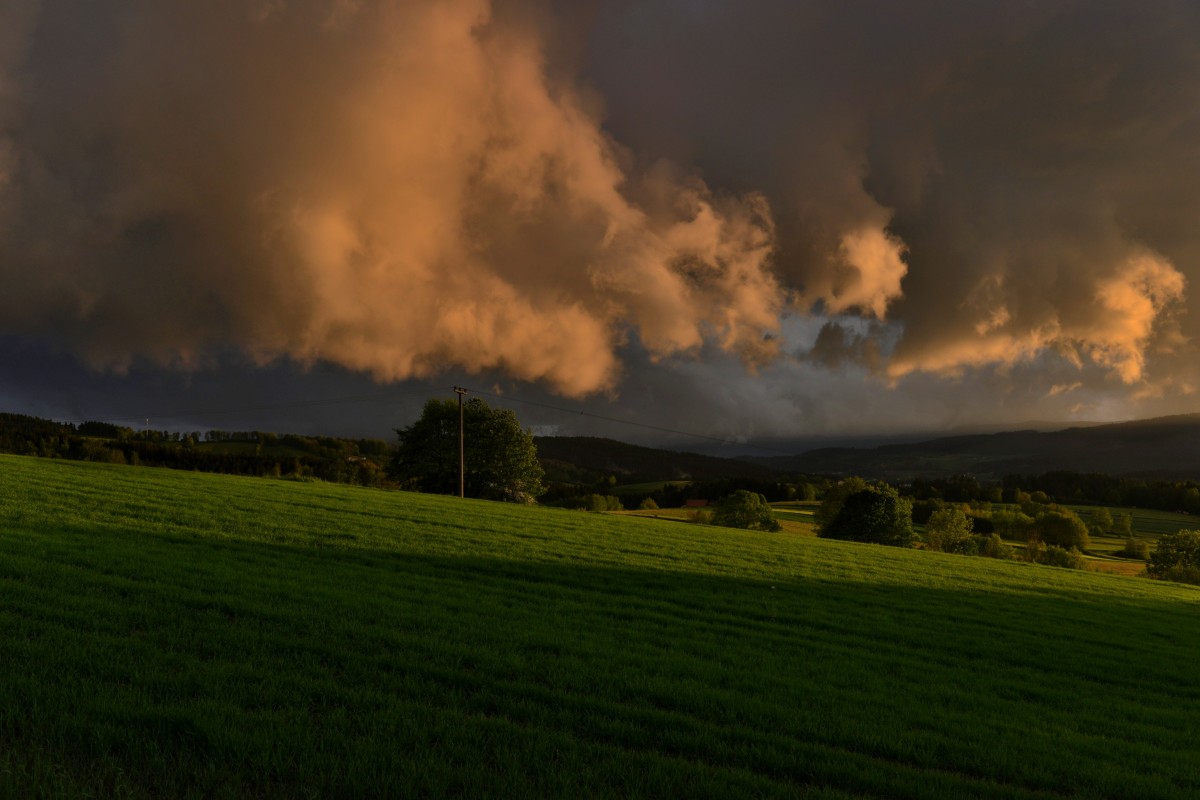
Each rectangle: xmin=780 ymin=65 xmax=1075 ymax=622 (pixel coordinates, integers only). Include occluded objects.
xmin=621 ymin=505 xmax=817 ymax=537
xmin=610 ymin=480 xmax=691 ymax=496
xmin=1063 ymin=504 xmax=1197 ymax=538
xmin=2 ymin=455 xmax=1199 ymax=798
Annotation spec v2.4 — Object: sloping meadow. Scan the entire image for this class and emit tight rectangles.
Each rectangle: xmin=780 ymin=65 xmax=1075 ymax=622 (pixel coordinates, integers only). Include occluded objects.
xmin=1 ymin=455 xmax=1198 ymax=798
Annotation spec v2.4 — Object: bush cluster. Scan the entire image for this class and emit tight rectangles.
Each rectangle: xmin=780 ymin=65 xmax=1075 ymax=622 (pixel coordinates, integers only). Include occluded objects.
xmin=817 ymin=483 xmax=914 ymax=547
xmin=710 ymin=491 xmax=781 ymax=532
xmin=586 ymin=495 xmax=624 ymax=512
xmin=1146 ymin=530 xmax=1200 ymax=585
xmin=1116 ymin=537 xmax=1149 ymax=560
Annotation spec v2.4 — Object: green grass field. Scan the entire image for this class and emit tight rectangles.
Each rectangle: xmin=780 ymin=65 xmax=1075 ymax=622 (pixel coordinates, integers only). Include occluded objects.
xmin=2 ymin=455 xmax=1199 ymax=798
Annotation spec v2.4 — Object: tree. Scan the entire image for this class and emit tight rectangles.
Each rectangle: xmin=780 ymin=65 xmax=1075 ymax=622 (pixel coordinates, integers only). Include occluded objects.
xmin=819 ymin=484 xmax=914 ymax=547
xmin=1034 ymin=510 xmax=1090 ymax=551
xmin=979 ymin=533 xmax=1014 ymax=560
xmin=1117 ymin=537 xmax=1148 ymax=560
xmin=924 ymin=507 xmax=975 ymax=554
xmin=814 ymin=476 xmax=869 ymax=532
xmin=711 ymin=490 xmax=781 ymax=532
xmin=389 ymin=398 xmax=545 ymax=502
xmin=1039 ymin=545 xmax=1087 ymax=569
xmin=1089 ymin=507 xmax=1113 ymax=536
xmin=991 ymin=510 xmax=1035 ymax=541
xmin=1113 ymin=512 xmax=1133 ymax=537
xmin=1146 ymin=529 xmax=1200 ymax=584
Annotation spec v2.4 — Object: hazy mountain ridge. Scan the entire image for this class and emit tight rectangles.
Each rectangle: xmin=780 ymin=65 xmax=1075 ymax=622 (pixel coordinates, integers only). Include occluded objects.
xmin=533 ymin=436 xmax=782 ymax=485
xmin=743 ymin=414 xmax=1200 ymax=480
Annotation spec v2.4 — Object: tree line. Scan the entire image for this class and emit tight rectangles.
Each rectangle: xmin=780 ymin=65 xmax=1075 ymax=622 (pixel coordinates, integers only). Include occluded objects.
xmin=0 ymin=413 xmax=393 ymax=487
xmin=909 ymin=471 xmax=1200 ymax=515
xmin=7 ymin=403 xmax=1200 ymax=530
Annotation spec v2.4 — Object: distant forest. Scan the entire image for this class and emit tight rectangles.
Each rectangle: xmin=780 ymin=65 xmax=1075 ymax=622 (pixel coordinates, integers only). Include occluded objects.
xmin=0 ymin=413 xmax=393 ymax=487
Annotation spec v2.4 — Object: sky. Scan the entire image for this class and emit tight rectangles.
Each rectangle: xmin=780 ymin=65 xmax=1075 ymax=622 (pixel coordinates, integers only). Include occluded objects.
xmin=2 ymin=0 xmax=1199 ymax=451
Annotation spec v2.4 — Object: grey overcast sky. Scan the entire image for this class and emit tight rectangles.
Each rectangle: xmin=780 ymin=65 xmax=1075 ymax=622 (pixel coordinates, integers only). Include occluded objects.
xmin=2 ymin=1 xmax=1199 ymax=448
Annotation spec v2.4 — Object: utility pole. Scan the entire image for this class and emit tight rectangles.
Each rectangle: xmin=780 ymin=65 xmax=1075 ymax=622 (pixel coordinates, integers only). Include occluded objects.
xmin=454 ymin=386 xmax=468 ymax=498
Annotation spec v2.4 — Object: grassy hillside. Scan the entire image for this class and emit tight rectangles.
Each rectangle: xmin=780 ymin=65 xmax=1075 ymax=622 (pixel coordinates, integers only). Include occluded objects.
xmin=1 ymin=456 xmax=1198 ymax=798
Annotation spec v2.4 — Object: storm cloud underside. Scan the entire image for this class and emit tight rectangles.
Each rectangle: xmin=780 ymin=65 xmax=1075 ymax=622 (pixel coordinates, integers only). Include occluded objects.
xmin=2 ymin=0 xmax=1199 ymax=432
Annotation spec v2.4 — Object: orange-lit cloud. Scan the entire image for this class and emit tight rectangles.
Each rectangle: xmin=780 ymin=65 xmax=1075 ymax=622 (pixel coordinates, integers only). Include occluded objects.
xmin=887 ymin=252 xmax=1186 ymax=383
xmin=0 ymin=0 xmax=781 ymax=397
xmin=821 ymin=226 xmax=908 ymax=319
xmin=1046 ymin=382 xmax=1083 ymax=398
xmin=3 ymin=0 xmax=1200 ymax=421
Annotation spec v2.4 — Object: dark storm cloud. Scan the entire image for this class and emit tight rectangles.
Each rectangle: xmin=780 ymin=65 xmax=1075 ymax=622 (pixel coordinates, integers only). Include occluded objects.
xmin=584 ymin=0 xmax=1199 ymax=393
xmin=0 ymin=0 xmax=782 ymax=398
xmin=1 ymin=0 xmax=1199 ymax=438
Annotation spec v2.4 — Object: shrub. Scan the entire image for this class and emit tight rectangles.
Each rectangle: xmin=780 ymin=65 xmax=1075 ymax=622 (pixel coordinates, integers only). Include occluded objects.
xmin=1149 ymin=565 xmax=1200 ymax=585
xmin=687 ymin=508 xmax=712 ymax=525
xmin=1020 ymin=500 xmax=1050 ymax=518
xmin=911 ymin=499 xmax=944 ymax=526
xmin=814 ymin=477 xmax=869 ymax=532
xmin=978 ymin=534 xmax=1014 ymax=560
xmin=1024 ymin=539 xmax=1046 ymax=563
xmin=588 ymin=494 xmax=623 ymax=512
xmin=924 ymin=507 xmax=975 ymax=554
xmin=1039 ymin=545 xmax=1087 ymax=569
xmin=711 ymin=490 xmax=782 ymax=532
xmin=820 ymin=484 xmax=914 ymax=547
xmin=967 ymin=514 xmax=994 ymax=534
xmin=1147 ymin=529 xmax=1200 ymax=583
xmin=1089 ymin=507 xmax=1114 ymax=536
xmin=991 ymin=510 xmax=1035 ymax=541
xmin=1034 ymin=510 xmax=1090 ymax=551
xmin=1116 ymin=537 xmax=1148 ymax=560
xmin=638 ymin=497 xmax=658 ymax=511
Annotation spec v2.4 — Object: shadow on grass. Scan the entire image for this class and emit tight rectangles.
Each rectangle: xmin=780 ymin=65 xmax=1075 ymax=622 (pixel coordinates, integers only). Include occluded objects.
xmin=2 ymin=524 xmax=1199 ymax=799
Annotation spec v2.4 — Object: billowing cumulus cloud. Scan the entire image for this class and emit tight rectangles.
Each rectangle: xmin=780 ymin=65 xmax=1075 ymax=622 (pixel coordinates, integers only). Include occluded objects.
xmin=3 ymin=0 xmax=1200 ymax=435
xmin=0 ymin=0 xmax=780 ymax=397
xmin=585 ymin=0 xmax=1200 ymax=404
xmin=888 ymin=251 xmax=1186 ymax=383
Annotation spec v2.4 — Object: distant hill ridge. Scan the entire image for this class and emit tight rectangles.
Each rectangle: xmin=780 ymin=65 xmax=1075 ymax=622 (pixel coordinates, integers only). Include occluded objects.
xmin=743 ymin=413 xmax=1200 ymax=480
xmin=7 ymin=408 xmax=1200 ymax=484
xmin=533 ymin=436 xmax=782 ymax=485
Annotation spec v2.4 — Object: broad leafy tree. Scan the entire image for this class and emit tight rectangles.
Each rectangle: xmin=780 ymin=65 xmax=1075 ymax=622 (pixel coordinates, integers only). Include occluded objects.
xmin=813 ymin=476 xmax=869 ymax=532
xmin=819 ymin=484 xmax=914 ymax=547
xmin=1033 ymin=510 xmax=1090 ymax=551
xmin=991 ymin=510 xmax=1035 ymax=541
xmin=711 ymin=490 xmax=781 ymax=532
xmin=389 ymin=398 xmax=545 ymax=502
xmin=1089 ymin=507 xmax=1114 ymax=536
xmin=924 ymin=507 xmax=974 ymax=553
xmin=1147 ymin=529 xmax=1200 ymax=584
